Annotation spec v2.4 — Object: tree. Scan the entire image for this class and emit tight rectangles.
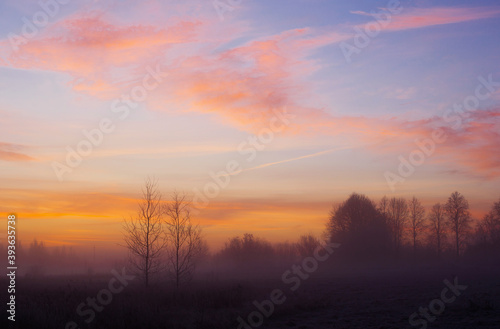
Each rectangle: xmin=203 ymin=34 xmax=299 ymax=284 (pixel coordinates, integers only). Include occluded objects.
xmin=163 ymin=192 xmax=204 ymax=288
xmin=476 ymin=198 xmax=500 ymax=245
xmin=123 ymin=178 xmax=165 ymax=287
xmin=445 ymin=191 xmax=472 ymax=257
xmin=408 ymin=196 xmax=426 ymax=256
xmin=429 ymin=203 xmax=447 ymax=258
xmin=29 ymin=239 xmax=47 ymax=261
xmin=387 ymin=197 xmax=409 ymax=255
xmin=27 ymin=239 xmax=48 ymax=277
xmin=296 ymin=234 xmax=321 ymax=258
xmin=274 ymin=241 xmax=298 ymax=263
xmin=327 ymin=193 xmax=390 ymax=260
xmin=378 ymin=196 xmax=389 ymax=217
xmin=218 ymin=233 xmax=274 ymax=262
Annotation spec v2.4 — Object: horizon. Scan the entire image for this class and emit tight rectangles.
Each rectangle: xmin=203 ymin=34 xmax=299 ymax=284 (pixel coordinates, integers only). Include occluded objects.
xmin=1 ymin=189 xmax=495 ymax=254
xmin=1 ymin=0 xmax=500 ymax=255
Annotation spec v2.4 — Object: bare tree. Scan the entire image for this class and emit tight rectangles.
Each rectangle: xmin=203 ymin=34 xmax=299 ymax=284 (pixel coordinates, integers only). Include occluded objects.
xmin=123 ymin=178 xmax=165 ymax=287
xmin=445 ymin=191 xmax=472 ymax=257
xmin=274 ymin=241 xmax=298 ymax=263
xmin=428 ymin=203 xmax=446 ymax=258
xmin=163 ymin=192 xmax=204 ymax=288
xmin=378 ymin=196 xmax=389 ymax=217
xmin=479 ymin=199 xmax=500 ymax=244
xmin=296 ymin=234 xmax=321 ymax=257
xmin=217 ymin=233 xmax=274 ymax=263
xmin=408 ymin=196 xmax=426 ymax=256
xmin=387 ymin=197 xmax=409 ymax=255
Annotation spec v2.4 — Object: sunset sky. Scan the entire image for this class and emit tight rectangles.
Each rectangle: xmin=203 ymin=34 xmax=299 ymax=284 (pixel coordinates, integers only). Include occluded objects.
xmin=0 ymin=0 xmax=499 ymax=253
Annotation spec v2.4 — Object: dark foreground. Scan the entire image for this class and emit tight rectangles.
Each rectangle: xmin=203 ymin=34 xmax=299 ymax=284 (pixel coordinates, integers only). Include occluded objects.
xmin=2 ymin=262 xmax=500 ymax=329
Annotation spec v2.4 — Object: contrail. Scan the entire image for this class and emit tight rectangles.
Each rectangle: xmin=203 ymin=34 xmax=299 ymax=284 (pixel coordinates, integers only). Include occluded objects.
xmin=189 ymin=141 xmax=378 ymax=182
xmin=234 ymin=144 xmax=361 ymax=175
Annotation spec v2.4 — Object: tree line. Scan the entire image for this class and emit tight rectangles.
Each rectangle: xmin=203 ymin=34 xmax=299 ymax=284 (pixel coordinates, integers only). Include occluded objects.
xmin=0 ymin=239 xmax=83 ymax=276
xmin=327 ymin=191 xmax=500 ymax=261
xmin=124 ymin=182 xmax=500 ymax=287
xmin=122 ymin=178 xmax=328 ymax=286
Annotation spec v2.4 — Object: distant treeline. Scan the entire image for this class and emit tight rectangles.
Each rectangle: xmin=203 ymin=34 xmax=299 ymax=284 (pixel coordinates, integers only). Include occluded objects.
xmin=324 ymin=191 xmax=500 ymax=262
xmin=3 ymin=191 xmax=499 ymax=282
xmin=212 ymin=191 xmax=500 ymax=266
xmin=0 ymin=239 xmax=86 ymax=276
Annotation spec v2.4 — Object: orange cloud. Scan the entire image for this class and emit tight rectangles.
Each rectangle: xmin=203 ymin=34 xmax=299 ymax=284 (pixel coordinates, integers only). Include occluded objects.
xmin=1 ymin=11 xmax=347 ymax=130
xmin=434 ymin=109 xmax=500 ymax=176
xmin=0 ymin=187 xmax=330 ymax=251
xmin=3 ymin=11 xmax=203 ymax=98
xmin=148 ymin=28 xmax=351 ymax=133
xmin=369 ymin=109 xmax=500 ymax=178
xmin=2 ymin=7 xmax=499 ymax=180
xmin=0 ymin=142 xmax=35 ymax=161
xmin=0 ymin=189 xmax=137 ymax=219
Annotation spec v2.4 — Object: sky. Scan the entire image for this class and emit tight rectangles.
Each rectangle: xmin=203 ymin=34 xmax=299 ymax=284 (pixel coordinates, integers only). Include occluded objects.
xmin=0 ymin=0 xmax=499 ymax=253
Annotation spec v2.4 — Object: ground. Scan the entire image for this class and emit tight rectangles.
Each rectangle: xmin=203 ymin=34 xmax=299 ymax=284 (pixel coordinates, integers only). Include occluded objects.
xmin=2 ymin=261 xmax=499 ymax=329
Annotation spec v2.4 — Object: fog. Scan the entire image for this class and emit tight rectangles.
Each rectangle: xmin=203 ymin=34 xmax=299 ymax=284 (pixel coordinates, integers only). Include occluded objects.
xmin=2 ymin=192 xmax=500 ymax=329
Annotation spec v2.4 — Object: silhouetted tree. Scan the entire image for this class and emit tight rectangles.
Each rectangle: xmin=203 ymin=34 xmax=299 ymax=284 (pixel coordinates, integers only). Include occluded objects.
xmin=218 ymin=233 xmax=274 ymax=262
xmin=274 ymin=241 xmax=298 ymax=263
xmin=163 ymin=191 xmax=204 ymax=288
xmin=428 ymin=203 xmax=447 ymax=258
xmin=378 ymin=196 xmax=392 ymax=240
xmin=476 ymin=198 xmax=500 ymax=246
xmin=445 ymin=191 xmax=472 ymax=257
xmin=378 ymin=196 xmax=390 ymax=217
xmin=327 ymin=193 xmax=390 ymax=260
xmin=296 ymin=234 xmax=321 ymax=257
xmin=216 ymin=233 xmax=276 ymax=273
xmin=408 ymin=196 xmax=426 ymax=256
xmin=123 ymin=178 xmax=165 ymax=287
xmin=29 ymin=239 xmax=47 ymax=258
xmin=387 ymin=197 xmax=409 ymax=256
xmin=27 ymin=239 xmax=48 ymax=277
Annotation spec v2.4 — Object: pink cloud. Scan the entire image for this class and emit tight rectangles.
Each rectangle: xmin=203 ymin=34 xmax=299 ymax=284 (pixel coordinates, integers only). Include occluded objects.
xmin=2 ymin=7 xmax=499 ymax=179
xmin=0 ymin=142 xmax=35 ymax=161
xmin=3 ymin=11 xmax=203 ymax=98
xmin=435 ymin=109 xmax=500 ymax=176
xmin=370 ymin=109 xmax=500 ymax=178
xmin=383 ymin=7 xmax=500 ymax=31
xmin=144 ymin=27 xmax=350 ymax=133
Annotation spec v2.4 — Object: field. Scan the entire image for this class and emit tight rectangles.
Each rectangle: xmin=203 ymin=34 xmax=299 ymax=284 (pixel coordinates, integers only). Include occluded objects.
xmin=3 ymin=261 xmax=500 ymax=329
